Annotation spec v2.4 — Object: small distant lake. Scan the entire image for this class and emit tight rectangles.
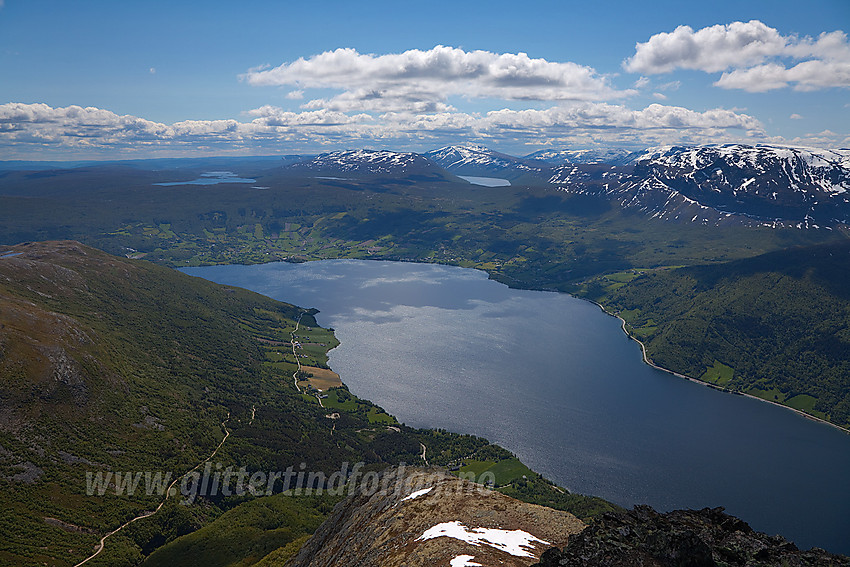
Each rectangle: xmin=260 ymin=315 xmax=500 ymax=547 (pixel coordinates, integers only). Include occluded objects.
xmin=154 ymin=171 xmax=256 ymax=186
xmin=183 ymin=259 xmax=850 ymax=555
xmin=457 ymin=175 xmax=511 ymax=187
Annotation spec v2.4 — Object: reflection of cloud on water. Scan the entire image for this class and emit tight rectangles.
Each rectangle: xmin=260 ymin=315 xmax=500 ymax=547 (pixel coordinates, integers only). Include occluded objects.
xmin=339 ymin=304 xmax=452 ymax=325
xmin=332 ymin=303 xmax=518 ymax=354
xmin=358 ymin=263 xmax=479 ymax=289
xmin=272 ymin=270 xmax=346 ymax=284
xmin=359 ymin=273 xmax=441 ymax=288
xmin=467 ymin=297 xmax=525 ymax=318
xmin=341 ymin=306 xmax=406 ymax=325
xmin=262 ymin=263 xmax=347 ymax=286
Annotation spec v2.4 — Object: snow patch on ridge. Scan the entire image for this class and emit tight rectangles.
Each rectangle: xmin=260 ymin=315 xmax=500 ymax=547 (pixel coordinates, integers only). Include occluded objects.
xmin=426 ymin=144 xmax=542 ymax=173
xmin=289 ymin=149 xmax=429 ymax=174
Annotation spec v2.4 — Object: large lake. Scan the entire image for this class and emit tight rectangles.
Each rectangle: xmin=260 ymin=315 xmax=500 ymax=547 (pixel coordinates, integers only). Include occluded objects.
xmin=182 ymin=260 xmax=850 ymax=554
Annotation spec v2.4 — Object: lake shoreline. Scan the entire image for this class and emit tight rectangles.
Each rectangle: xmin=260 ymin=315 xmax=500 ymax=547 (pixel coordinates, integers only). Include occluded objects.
xmin=583 ymin=297 xmax=850 ymax=436
xmin=438 ymin=258 xmax=850 ymax=436
xmin=447 ymin=258 xmax=850 ymax=435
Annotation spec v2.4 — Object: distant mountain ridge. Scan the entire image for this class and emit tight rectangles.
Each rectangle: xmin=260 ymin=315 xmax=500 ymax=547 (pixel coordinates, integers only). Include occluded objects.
xmin=424 ymin=144 xmax=546 ymax=178
xmin=286 ymin=149 xmax=442 ymax=176
xmin=286 ymin=143 xmax=850 ymax=227
xmin=525 ymin=148 xmax=636 ymax=165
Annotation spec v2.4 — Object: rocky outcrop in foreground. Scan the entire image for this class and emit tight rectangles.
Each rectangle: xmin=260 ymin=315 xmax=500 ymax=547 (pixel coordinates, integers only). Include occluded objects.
xmin=285 ymin=466 xmax=585 ymax=567
xmin=532 ymin=505 xmax=849 ymax=567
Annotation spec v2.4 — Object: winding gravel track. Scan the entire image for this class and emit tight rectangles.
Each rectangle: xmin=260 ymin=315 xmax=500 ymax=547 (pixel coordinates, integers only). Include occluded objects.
xmin=73 ymin=414 xmax=231 ymax=566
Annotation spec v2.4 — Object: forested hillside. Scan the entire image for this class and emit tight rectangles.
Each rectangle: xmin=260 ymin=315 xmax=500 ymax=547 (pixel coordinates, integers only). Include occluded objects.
xmin=594 ymin=241 xmax=850 ymax=428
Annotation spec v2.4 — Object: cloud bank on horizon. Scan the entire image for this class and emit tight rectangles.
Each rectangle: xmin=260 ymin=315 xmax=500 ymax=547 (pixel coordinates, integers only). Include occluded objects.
xmin=1 ymin=19 xmax=848 ymax=159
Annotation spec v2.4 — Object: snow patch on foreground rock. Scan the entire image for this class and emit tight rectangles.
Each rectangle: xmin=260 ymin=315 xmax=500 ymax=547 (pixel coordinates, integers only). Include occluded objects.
xmin=401 ymin=486 xmax=433 ymax=502
xmin=450 ymin=555 xmax=483 ymax=567
xmin=417 ymin=520 xmax=550 ymax=558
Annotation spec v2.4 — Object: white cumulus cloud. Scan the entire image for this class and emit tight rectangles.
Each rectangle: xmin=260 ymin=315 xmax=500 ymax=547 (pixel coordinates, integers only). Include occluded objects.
xmin=242 ymin=45 xmax=629 ymax=113
xmin=715 ymin=58 xmax=850 ymax=92
xmin=624 ymin=21 xmax=850 ymax=92
xmin=624 ymin=21 xmax=786 ymax=74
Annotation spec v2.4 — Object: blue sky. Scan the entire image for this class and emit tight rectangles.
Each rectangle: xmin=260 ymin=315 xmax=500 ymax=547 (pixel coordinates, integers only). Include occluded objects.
xmin=1 ymin=0 xmax=848 ymax=159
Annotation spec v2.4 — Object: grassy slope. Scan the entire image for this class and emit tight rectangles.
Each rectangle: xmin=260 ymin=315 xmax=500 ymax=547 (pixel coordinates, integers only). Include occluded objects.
xmin=141 ymin=494 xmax=337 ymax=567
xmin=0 ymin=241 xmax=344 ymax=565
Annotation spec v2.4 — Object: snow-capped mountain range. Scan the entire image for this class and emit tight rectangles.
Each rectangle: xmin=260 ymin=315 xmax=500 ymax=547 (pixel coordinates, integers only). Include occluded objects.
xmin=282 ymin=143 xmax=850 ymax=227
xmin=548 ymin=163 xmax=630 ymax=186
xmin=287 ymin=149 xmax=439 ymax=176
xmin=622 ymin=144 xmax=850 ymax=225
xmin=632 ymin=144 xmax=850 ymax=194
xmin=525 ymin=148 xmax=636 ymax=165
xmin=424 ymin=144 xmax=545 ymax=178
